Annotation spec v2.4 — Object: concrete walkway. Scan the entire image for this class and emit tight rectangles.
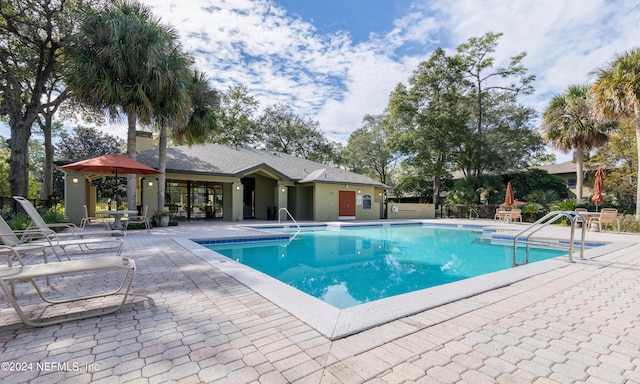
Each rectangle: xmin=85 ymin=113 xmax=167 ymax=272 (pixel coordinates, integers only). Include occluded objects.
xmin=1 ymin=220 xmax=640 ymax=383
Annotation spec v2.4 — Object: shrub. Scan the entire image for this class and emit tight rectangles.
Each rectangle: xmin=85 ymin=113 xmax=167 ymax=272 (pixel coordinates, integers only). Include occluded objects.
xmin=39 ymin=208 xmax=66 ymax=224
xmin=509 ymin=169 xmax=569 ymax=201
xmin=549 ymin=199 xmax=579 ymax=212
xmin=521 ymin=203 xmax=545 ymax=222
xmin=523 ymin=190 xmax=559 ymax=207
xmin=6 ymin=213 xmax=31 ymax=230
xmin=618 ymin=214 xmax=640 ymax=233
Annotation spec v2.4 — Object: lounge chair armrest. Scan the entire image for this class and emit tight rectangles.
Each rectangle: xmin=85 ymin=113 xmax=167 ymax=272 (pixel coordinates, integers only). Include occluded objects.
xmin=13 ymin=228 xmax=55 ymax=242
xmin=13 ymin=228 xmax=56 ymax=242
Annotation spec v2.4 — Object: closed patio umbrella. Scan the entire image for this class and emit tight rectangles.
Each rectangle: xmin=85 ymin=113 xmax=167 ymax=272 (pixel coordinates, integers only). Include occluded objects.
xmin=60 ymin=153 xmax=161 ymax=207
xmin=591 ymin=168 xmax=604 ymax=211
xmin=504 ymin=182 xmax=514 ymax=207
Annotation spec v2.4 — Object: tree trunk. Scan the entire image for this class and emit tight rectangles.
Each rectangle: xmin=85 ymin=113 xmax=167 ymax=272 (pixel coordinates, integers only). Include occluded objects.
xmin=433 ymin=174 xmax=441 ymax=206
xmin=40 ymin=114 xmax=54 ymax=202
xmin=574 ymin=149 xmax=584 ymax=200
xmin=157 ymin=125 xmax=168 ymax=213
xmin=8 ymin=121 xmax=32 ymax=198
xmin=126 ymin=112 xmax=137 ymax=210
xmin=635 ymin=104 xmax=640 ymax=220
xmin=474 ymin=78 xmax=484 ymax=202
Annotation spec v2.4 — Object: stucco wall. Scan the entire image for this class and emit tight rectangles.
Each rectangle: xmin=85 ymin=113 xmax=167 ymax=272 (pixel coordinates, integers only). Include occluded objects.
xmin=288 ymin=186 xmax=313 ymax=221
xmin=64 ymin=173 xmax=90 ymax=225
xmin=141 ymin=176 xmax=159 ymax=217
xmin=386 ymin=203 xmax=435 ymax=219
xmin=313 ymin=184 xmax=385 ymax=221
xmin=313 ymin=184 xmax=339 ymax=221
xmin=254 ymin=175 xmax=277 ymax=220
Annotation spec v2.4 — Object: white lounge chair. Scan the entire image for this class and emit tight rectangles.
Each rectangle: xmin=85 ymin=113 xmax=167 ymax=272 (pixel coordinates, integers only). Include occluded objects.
xmin=0 ymin=214 xmax=124 ymax=261
xmin=0 ymin=241 xmax=49 ymax=267
xmin=0 ymin=256 xmax=136 ymax=327
xmin=0 ymin=244 xmax=50 ymax=295
xmin=13 ymin=196 xmax=124 ymax=239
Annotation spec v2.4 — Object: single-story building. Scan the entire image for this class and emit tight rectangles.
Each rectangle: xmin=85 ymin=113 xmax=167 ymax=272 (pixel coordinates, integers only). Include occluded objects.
xmin=63 ymin=132 xmax=389 ymax=224
xmin=535 ymin=161 xmax=586 ymax=198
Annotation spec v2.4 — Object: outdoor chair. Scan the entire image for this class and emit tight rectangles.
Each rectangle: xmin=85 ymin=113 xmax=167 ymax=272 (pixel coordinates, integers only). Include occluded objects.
xmin=0 ymin=213 xmax=124 ymax=261
xmin=0 ymin=256 xmax=136 ymax=327
xmin=494 ymin=208 xmax=509 ymax=222
xmin=13 ymin=196 xmax=123 ymax=239
xmin=124 ymin=205 xmax=151 ymax=232
xmin=588 ymin=208 xmax=620 ymax=232
xmin=509 ymin=209 xmax=522 ymax=223
xmin=574 ymin=208 xmax=588 ymax=226
xmin=80 ymin=205 xmax=110 ymax=230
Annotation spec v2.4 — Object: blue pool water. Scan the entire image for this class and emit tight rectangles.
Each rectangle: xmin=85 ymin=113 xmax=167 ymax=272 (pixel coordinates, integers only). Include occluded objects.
xmin=207 ymin=225 xmax=566 ymax=309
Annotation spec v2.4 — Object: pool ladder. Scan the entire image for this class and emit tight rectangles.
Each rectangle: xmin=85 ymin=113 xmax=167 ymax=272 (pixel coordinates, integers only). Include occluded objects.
xmin=279 ymin=208 xmax=301 ymax=246
xmin=511 ymin=210 xmax=586 ymax=267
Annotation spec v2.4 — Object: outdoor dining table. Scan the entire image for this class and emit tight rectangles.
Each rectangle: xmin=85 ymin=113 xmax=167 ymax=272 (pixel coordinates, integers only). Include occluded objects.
xmin=95 ymin=210 xmax=139 ymax=230
xmin=497 ymin=210 xmax=512 ymax=223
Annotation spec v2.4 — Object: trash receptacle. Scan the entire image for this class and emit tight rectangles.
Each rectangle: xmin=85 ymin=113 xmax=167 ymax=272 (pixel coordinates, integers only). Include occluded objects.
xmin=267 ymin=206 xmax=277 ymax=220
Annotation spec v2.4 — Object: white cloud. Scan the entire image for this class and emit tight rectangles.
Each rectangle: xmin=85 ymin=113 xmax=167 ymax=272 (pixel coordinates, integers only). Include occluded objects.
xmin=428 ymin=0 xmax=639 ymax=110
xmin=4 ymin=0 xmax=634 ymax=164
xmin=138 ymin=0 xmax=639 ymax=149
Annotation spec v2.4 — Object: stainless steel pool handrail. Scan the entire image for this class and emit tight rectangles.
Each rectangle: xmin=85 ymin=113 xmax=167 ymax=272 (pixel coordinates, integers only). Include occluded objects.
xmin=278 ymin=208 xmax=301 ymax=247
xmin=469 ymin=208 xmax=479 ymax=220
xmin=512 ymin=210 xmax=586 ymax=267
xmin=278 ymin=208 xmax=300 ymax=231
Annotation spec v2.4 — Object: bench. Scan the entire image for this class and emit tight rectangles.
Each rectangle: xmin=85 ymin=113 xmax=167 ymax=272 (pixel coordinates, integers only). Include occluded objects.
xmin=0 ymin=256 xmax=136 ymax=327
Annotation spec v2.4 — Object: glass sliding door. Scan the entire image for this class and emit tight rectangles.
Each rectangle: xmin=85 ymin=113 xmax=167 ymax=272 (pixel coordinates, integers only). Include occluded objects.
xmin=165 ymin=180 xmax=224 ymax=220
xmin=165 ymin=181 xmax=188 ymax=219
xmin=190 ymin=181 xmax=224 ymax=219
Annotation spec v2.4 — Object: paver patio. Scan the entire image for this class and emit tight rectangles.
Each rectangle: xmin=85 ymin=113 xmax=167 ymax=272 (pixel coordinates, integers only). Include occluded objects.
xmin=1 ymin=220 xmax=639 ymax=383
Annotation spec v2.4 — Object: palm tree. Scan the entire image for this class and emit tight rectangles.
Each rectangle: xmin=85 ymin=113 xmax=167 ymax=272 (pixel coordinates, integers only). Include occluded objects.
xmin=173 ymin=70 xmax=220 ymax=145
xmin=67 ymin=0 xmax=180 ymax=209
xmin=152 ymin=66 xmax=219 ymax=213
xmin=591 ymin=48 xmax=640 ymax=219
xmin=541 ymin=84 xmax=613 ymax=200
xmin=150 ymin=48 xmax=193 ymax=214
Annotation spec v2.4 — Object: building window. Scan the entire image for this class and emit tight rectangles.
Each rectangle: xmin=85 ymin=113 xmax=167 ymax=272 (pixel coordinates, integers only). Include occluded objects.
xmin=567 ymin=178 xmax=576 ymax=189
xmin=362 ymin=194 xmax=372 ymax=211
xmin=165 ymin=180 xmax=224 ymax=220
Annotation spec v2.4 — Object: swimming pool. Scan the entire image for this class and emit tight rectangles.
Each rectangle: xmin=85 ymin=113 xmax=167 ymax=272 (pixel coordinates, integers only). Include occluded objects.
xmin=207 ymin=225 xmax=566 ymax=309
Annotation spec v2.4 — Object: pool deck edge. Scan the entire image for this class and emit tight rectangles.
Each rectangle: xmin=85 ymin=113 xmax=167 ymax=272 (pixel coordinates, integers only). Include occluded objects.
xmin=174 ymin=222 xmax=634 ymax=340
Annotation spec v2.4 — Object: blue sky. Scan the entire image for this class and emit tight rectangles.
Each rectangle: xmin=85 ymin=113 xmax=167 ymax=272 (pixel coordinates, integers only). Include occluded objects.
xmin=274 ymin=0 xmax=418 ymax=44
xmin=4 ymin=0 xmax=639 ymax=163
xmin=142 ymin=0 xmax=639 ymax=161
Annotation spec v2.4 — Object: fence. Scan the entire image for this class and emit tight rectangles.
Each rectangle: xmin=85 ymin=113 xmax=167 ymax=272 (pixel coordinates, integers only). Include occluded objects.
xmin=0 ymin=196 xmax=60 ymax=216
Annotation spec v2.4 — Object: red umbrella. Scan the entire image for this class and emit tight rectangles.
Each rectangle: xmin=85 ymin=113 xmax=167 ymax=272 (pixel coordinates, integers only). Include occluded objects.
xmin=504 ymin=182 xmax=515 ymax=206
xmin=591 ymin=168 xmax=604 ymax=211
xmin=60 ymin=153 xmax=161 ymax=175
xmin=60 ymin=153 xmax=161 ymax=206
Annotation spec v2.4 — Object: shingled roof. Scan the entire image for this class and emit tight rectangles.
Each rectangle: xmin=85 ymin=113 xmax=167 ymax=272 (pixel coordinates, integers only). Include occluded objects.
xmin=136 ymin=144 xmax=388 ymax=188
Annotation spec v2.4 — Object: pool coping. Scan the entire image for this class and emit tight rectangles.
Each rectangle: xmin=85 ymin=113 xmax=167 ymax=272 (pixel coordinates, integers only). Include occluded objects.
xmin=175 ymin=222 xmax=635 ymax=340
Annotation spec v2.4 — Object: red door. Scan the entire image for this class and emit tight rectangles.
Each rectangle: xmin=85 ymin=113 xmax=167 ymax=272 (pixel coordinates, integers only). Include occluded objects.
xmin=339 ymin=190 xmax=356 ymax=216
